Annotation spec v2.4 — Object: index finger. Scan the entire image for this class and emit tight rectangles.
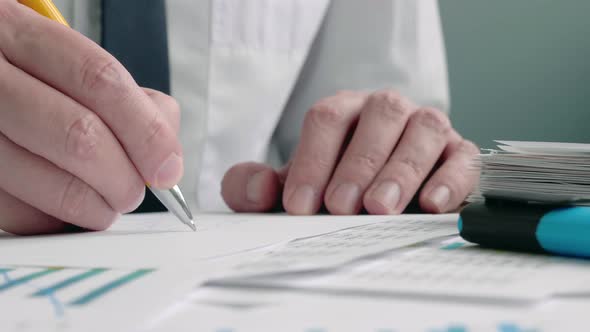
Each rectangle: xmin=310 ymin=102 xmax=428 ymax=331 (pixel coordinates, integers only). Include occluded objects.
xmin=0 ymin=1 xmax=183 ymax=189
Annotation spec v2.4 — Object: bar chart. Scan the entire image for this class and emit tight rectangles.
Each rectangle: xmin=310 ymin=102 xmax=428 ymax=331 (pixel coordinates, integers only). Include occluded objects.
xmin=0 ymin=265 xmax=153 ymax=318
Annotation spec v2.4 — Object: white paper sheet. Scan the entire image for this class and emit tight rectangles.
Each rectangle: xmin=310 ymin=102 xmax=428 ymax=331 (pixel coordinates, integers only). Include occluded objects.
xmin=0 ymin=213 xmax=397 ymax=268
xmin=145 ymin=286 xmax=564 ymax=332
xmin=495 ymin=140 xmax=590 ymax=155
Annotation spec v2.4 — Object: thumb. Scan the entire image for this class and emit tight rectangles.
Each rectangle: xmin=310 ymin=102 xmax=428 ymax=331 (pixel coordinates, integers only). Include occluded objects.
xmin=221 ymin=162 xmax=282 ymax=212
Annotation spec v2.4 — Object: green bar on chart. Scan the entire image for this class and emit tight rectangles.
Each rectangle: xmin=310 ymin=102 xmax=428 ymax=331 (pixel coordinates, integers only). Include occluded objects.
xmin=31 ymin=268 xmax=108 ymax=297
xmin=0 ymin=268 xmax=63 ymax=292
xmin=69 ymin=269 xmax=153 ymax=306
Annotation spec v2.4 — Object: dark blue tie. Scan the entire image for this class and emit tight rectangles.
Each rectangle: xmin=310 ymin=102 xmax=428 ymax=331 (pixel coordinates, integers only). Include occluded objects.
xmin=101 ymin=0 xmax=169 ymax=212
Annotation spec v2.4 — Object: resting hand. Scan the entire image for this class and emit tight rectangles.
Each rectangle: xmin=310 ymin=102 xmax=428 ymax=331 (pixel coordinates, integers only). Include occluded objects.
xmin=222 ymin=90 xmax=479 ymax=215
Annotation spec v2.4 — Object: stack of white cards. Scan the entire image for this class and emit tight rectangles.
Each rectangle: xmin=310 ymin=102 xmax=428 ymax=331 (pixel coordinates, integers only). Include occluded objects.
xmin=469 ymin=141 xmax=590 ymax=205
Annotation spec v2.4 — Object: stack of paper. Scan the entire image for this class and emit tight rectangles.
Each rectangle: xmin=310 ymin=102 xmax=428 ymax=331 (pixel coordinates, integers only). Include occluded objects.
xmin=470 ymin=140 xmax=590 ymax=205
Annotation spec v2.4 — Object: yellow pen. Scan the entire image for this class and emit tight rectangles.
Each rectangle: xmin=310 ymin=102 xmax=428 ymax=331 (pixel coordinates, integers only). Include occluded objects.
xmin=19 ymin=0 xmax=196 ymax=231
xmin=19 ymin=0 xmax=69 ymax=27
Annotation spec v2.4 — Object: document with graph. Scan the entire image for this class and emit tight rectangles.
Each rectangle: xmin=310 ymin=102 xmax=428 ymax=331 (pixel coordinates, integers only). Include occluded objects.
xmin=0 ymin=212 xmax=455 ymax=331
xmin=0 ymin=264 xmax=201 ymax=332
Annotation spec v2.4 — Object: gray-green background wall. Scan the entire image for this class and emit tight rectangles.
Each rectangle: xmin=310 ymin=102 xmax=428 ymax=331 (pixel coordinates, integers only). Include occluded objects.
xmin=440 ymin=1 xmax=590 ymax=148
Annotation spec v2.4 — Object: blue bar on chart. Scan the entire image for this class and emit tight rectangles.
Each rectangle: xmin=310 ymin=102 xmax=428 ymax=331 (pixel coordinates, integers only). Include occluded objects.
xmin=441 ymin=242 xmax=466 ymax=250
xmin=430 ymin=325 xmax=468 ymax=332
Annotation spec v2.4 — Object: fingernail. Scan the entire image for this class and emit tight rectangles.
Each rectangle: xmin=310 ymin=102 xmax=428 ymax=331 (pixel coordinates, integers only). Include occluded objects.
xmin=124 ymin=187 xmax=146 ymax=213
xmin=330 ymin=183 xmax=360 ymax=214
xmin=246 ymin=171 xmax=266 ymax=203
xmin=155 ymin=153 xmax=183 ymax=188
xmin=430 ymin=185 xmax=451 ymax=211
xmin=288 ymin=185 xmax=316 ymax=215
xmin=372 ymin=181 xmax=401 ymax=212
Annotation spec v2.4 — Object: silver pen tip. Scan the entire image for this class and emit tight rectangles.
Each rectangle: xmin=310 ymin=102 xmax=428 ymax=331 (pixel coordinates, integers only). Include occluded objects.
xmin=166 ymin=185 xmax=196 ymax=232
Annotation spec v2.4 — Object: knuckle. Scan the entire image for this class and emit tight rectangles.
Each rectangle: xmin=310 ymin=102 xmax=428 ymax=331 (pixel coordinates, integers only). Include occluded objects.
xmin=347 ymin=150 xmax=389 ymax=175
xmin=80 ymin=55 xmax=131 ymax=100
xmin=164 ymin=96 xmax=181 ymax=121
xmin=306 ymin=100 xmax=347 ymax=129
xmin=149 ymin=92 xmax=181 ymax=128
xmin=144 ymin=111 xmax=168 ymax=148
xmin=59 ymin=176 xmax=91 ymax=221
xmin=65 ymin=113 xmax=102 ymax=162
xmin=290 ymin=156 xmax=333 ymax=187
xmin=367 ymin=90 xmax=412 ymax=122
xmin=166 ymin=96 xmax=181 ymax=114
xmin=392 ymin=157 xmax=425 ymax=179
xmin=299 ymin=154 xmax=332 ymax=174
xmin=412 ymin=108 xmax=451 ymax=134
xmin=150 ymin=90 xmax=180 ymax=112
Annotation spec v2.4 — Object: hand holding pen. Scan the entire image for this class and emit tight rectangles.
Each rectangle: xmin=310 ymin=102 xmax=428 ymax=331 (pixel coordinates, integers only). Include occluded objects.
xmin=0 ymin=0 xmax=193 ymax=235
